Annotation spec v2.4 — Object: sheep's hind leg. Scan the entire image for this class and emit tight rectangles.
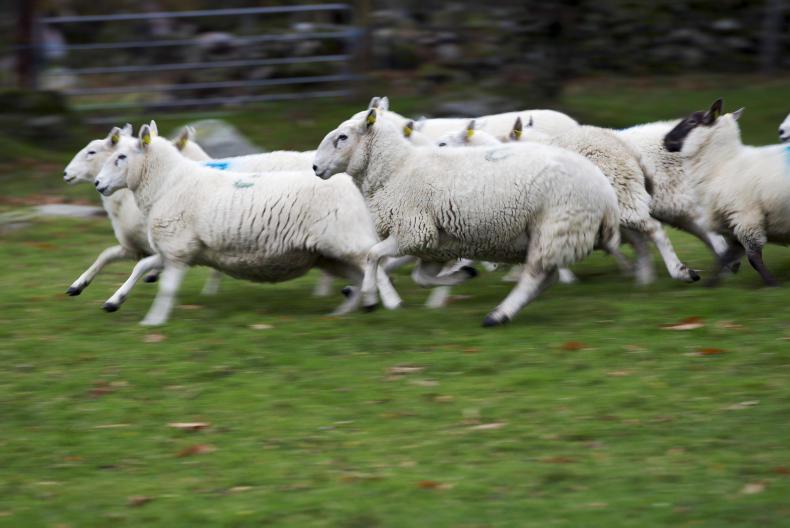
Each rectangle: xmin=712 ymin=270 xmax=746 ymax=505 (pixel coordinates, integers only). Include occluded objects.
xmin=103 ymin=254 xmax=163 ymax=312
xmin=746 ymin=245 xmax=779 ymax=287
xmin=411 ymin=260 xmax=477 ymax=287
xmin=200 ymin=270 xmax=223 ymax=296
xmin=621 ymin=228 xmax=655 ymax=285
xmin=361 ymin=236 xmax=401 ymax=310
xmin=643 ymin=219 xmax=699 ymax=282
xmin=558 ymin=268 xmax=578 ymax=284
xmin=705 ymin=243 xmax=745 ymax=287
xmin=67 ymin=245 xmax=135 ymax=296
xmin=140 ymin=262 xmax=188 ymax=326
xmin=483 ymin=265 xmax=558 ymax=327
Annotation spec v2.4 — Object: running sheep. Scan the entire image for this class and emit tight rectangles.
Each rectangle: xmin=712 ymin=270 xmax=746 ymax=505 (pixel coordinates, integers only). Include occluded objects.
xmin=313 ymin=106 xmax=625 ymax=327
xmin=93 ymin=124 xmax=401 ymax=325
xmin=504 ymin=118 xmax=700 ymax=284
xmin=62 ymin=123 xmax=224 ymax=297
xmin=664 ymin=99 xmax=789 ymax=286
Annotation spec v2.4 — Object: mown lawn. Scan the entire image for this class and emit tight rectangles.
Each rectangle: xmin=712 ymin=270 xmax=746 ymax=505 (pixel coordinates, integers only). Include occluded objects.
xmin=1 ymin=75 xmax=790 ymax=526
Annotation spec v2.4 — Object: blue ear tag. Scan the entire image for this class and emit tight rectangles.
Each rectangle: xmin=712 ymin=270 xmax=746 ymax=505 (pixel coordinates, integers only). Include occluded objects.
xmin=203 ymin=161 xmax=230 ymax=171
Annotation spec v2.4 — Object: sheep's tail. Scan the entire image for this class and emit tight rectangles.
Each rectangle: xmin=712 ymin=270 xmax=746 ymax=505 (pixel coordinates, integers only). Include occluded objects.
xmin=622 ymin=138 xmax=656 ymax=196
xmin=597 ymin=201 xmax=621 ymax=254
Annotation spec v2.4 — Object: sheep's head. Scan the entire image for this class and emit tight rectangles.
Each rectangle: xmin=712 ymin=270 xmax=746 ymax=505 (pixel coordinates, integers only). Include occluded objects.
xmin=435 ymin=120 xmax=499 ymax=148
xmin=779 ymin=113 xmax=790 ymax=143
xmin=95 ymin=121 xmax=159 ymax=196
xmin=664 ymin=99 xmax=743 ymax=157
xmin=314 ymin=107 xmax=383 ymax=179
xmin=402 ymin=118 xmax=432 ymax=146
xmin=63 ymin=124 xmax=133 ymax=184
xmin=172 ymin=126 xmax=211 ymax=162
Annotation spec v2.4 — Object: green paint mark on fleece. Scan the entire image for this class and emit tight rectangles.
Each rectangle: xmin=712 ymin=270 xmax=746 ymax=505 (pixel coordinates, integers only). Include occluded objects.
xmin=233 ymin=180 xmax=254 ymax=189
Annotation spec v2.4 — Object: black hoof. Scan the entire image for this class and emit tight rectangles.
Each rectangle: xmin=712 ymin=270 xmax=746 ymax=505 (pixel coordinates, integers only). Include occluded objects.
xmin=102 ymin=302 xmax=119 ymax=313
xmin=341 ymin=286 xmax=354 ymax=298
xmin=482 ymin=313 xmax=510 ymax=327
xmin=461 ymin=266 xmax=479 ymax=278
xmin=688 ymin=269 xmax=701 ymax=282
xmin=143 ymin=274 xmax=159 ymax=283
xmin=66 ymin=287 xmax=82 ymax=296
xmin=363 ymin=303 xmax=379 ymax=313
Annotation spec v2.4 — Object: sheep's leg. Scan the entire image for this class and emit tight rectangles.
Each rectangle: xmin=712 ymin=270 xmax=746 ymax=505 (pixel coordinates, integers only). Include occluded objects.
xmin=200 ymin=270 xmax=223 ymax=296
xmin=643 ymin=219 xmax=699 ymax=282
xmin=140 ymin=262 xmax=188 ymax=326
xmin=621 ymin=228 xmax=655 ymax=285
xmin=436 ymin=258 xmax=475 ymax=277
xmin=705 ymin=243 xmax=745 ymax=287
xmin=425 ymin=286 xmax=452 ymax=309
xmin=483 ymin=265 xmax=558 ymax=327
xmin=744 ymin=244 xmax=779 ymax=287
xmin=677 ymin=218 xmax=740 ymax=273
xmin=67 ymin=245 xmax=135 ymax=296
xmin=411 ymin=260 xmax=477 ymax=287
xmin=558 ymin=268 xmax=578 ymax=284
xmin=502 ymin=265 xmax=522 ymax=282
xmin=361 ymin=236 xmax=400 ymax=310
xmin=103 ymin=254 xmax=163 ymax=312
xmin=310 ymin=271 xmax=334 ymax=298
xmin=383 ymin=255 xmax=416 ymax=273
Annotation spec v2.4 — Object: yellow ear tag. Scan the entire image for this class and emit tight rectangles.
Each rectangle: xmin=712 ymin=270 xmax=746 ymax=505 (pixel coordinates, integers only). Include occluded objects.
xmin=142 ymin=133 xmax=151 ymax=146
xmin=466 ymin=128 xmax=474 ymax=139
xmin=111 ymin=133 xmax=120 ymax=145
xmin=366 ymin=112 xmax=377 ymax=126
xmin=176 ymin=136 xmax=187 ymax=149
xmin=513 ymin=129 xmax=522 ymax=140
xmin=403 ymin=125 xmax=412 ymax=137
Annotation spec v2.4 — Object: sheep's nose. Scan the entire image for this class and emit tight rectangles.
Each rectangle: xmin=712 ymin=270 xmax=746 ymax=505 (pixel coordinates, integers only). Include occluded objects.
xmin=312 ymin=164 xmax=318 ymax=172
xmin=94 ymin=180 xmax=100 ymax=187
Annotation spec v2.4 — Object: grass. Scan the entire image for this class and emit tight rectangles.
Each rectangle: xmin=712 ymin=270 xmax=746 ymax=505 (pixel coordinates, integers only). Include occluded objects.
xmin=1 ymin=75 xmax=790 ymax=526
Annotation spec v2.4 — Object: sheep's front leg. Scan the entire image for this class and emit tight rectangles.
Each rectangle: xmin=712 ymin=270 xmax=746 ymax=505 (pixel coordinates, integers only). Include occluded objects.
xmin=200 ymin=270 xmax=224 ymax=296
xmin=643 ymin=219 xmax=700 ymax=282
xmin=311 ymin=271 xmax=334 ymax=297
xmin=706 ymin=242 xmax=745 ymax=287
xmin=67 ymin=245 xmax=135 ymax=296
xmin=746 ymin=247 xmax=779 ymax=286
xmin=361 ymin=236 xmax=400 ymax=310
xmin=676 ymin=216 xmax=739 ymax=273
xmin=103 ymin=254 xmax=163 ymax=312
xmin=557 ymin=268 xmax=578 ymax=284
xmin=621 ymin=228 xmax=655 ymax=285
xmin=411 ymin=260 xmax=477 ymax=287
xmin=140 ymin=262 xmax=188 ymax=326
xmin=483 ymin=265 xmax=558 ymax=327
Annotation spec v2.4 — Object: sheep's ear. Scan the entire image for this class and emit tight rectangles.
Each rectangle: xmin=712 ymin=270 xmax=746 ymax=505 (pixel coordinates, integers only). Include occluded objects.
xmin=139 ymin=124 xmax=152 ymax=149
xmin=731 ymin=107 xmax=745 ymax=121
xmin=174 ymin=127 xmax=191 ymax=150
xmin=368 ymin=96 xmax=381 ymax=109
xmin=364 ymin=109 xmax=377 ymax=129
xmin=378 ymin=96 xmax=389 ymax=112
xmin=107 ymin=126 xmax=123 ymax=146
xmin=121 ymin=123 xmax=133 ymax=136
xmin=511 ymin=117 xmax=523 ymax=140
xmin=527 ymin=115 xmax=534 ymax=127
xmin=403 ymin=120 xmax=414 ymax=138
xmin=464 ymin=120 xmax=476 ymax=141
xmin=148 ymin=120 xmax=159 ymax=137
xmin=704 ymin=98 xmax=723 ymax=125
xmin=414 ymin=117 xmax=427 ymax=131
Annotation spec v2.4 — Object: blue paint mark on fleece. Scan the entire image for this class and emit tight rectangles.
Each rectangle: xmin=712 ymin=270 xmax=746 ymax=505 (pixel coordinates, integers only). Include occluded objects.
xmin=233 ymin=180 xmax=254 ymax=189
xmin=785 ymin=145 xmax=790 ymax=167
xmin=203 ymin=161 xmax=230 ymax=171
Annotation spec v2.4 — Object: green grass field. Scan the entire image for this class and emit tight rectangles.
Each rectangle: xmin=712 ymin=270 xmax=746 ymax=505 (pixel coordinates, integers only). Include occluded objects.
xmin=1 ymin=76 xmax=789 ymax=526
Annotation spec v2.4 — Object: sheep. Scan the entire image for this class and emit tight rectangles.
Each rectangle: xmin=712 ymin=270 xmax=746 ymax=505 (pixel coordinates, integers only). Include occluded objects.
xmin=615 ymin=118 xmax=733 ymax=269
xmin=779 ymin=113 xmax=790 ymax=143
xmin=664 ymin=99 xmax=788 ymax=286
xmin=359 ymin=95 xmax=578 ymax=142
xmin=313 ymin=106 xmax=625 ymax=327
xmin=93 ymin=124 xmax=401 ymax=325
xmin=62 ymin=123 xmax=224 ymax=297
xmin=504 ymin=118 xmax=700 ymax=284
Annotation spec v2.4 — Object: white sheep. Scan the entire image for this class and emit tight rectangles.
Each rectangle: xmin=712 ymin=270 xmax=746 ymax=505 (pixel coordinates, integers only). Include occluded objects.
xmin=94 ymin=124 xmax=401 ymax=325
xmin=313 ymin=106 xmax=625 ymax=326
xmin=664 ymin=99 xmax=788 ymax=286
xmin=504 ymin=118 xmax=699 ymax=284
xmin=779 ymin=113 xmax=790 ymax=143
xmin=62 ymin=123 xmax=224 ymax=297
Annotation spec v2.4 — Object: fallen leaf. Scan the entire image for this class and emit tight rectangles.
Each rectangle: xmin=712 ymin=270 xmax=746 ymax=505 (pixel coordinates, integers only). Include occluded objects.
xmin=177 ymin=444 xmax=216 ymax=457
xmin=661 ymin=316 xmax=704 ymax=330
xmin=418 ymin=480 xmax=453 ymax=490
xmin=229 ymin=486 xmax=253 ymax=493
xmin=127 ymin=496 xmax=153 ymax=507
xmin=469 ymin=422 xmax=506 ymax=431
xmin=88 ymin=381 xmax=114 ymax=398
xmin=716 ymin=320 xmax=744 ymax=330
xmin=249 ymin=323 xmax=273 ymax=330
xmin=434 ymin=395 xmax=454 ymax=403
xmin=698 ymin=347 xmax=725 ymax=355
xmin=773 ymin=466 xmax=790 ymax=475
xmin=740 ymin=482 xmax=765 ymax=495
xmin=388 ymin=365 xmax=424 ymax=375
xmin=168 ymin=422 xmax=210 ymax=431
xmin=725 ymin=401 xmax=760 ymax=411
xmin=143 ymin=333 xmax=166 ymax=343
xmin=561 ymin=341 xmax=587 ymax=351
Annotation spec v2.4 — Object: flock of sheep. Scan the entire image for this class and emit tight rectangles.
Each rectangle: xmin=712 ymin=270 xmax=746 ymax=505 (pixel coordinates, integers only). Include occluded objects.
xmin=61 ymin=97 xmax=790 ymax=327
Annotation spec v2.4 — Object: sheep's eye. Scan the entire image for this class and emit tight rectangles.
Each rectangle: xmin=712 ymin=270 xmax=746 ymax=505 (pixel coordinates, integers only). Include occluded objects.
xmin=338 ymin=134 xmax=348 ymax=141
xmin=438 ymin=142 xmax=447 ymax=147
xmin=118 ymin=154 xmax=127 ymax=160
xmin=87 ymin=150 xmax=96 ymax=156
